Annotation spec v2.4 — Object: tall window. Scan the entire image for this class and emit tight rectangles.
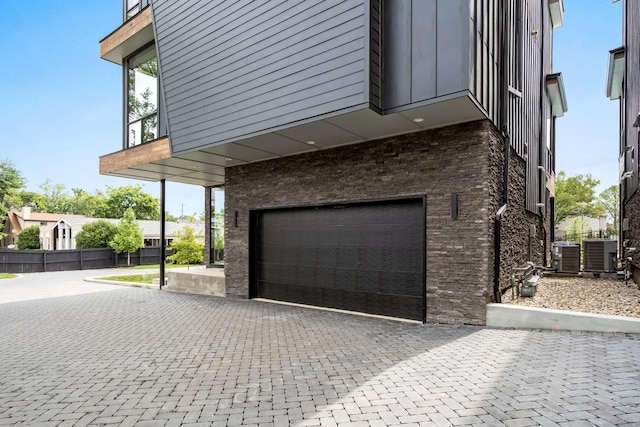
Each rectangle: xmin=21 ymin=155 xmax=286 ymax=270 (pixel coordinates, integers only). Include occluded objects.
xmin=127 ymin=45 xmax=158 ymax=147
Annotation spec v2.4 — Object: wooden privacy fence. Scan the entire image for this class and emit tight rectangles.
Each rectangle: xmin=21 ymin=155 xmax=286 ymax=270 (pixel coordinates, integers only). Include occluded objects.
xmin=0 ymin=247 xmax=171 ymax=273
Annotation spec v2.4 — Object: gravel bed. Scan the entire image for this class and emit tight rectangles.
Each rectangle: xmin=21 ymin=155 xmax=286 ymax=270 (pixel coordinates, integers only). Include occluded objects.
xmin=510 ymin=275 xmax=640 ymax=318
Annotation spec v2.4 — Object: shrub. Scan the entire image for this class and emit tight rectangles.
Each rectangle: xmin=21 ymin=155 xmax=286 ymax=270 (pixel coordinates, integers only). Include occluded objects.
xmin=17 ymin=225 xmax=41 ymax=250
xmin=167 ymin=226 xmax=204 ymax=265
xmin=75 ymin=220 xmax=117 ymax=249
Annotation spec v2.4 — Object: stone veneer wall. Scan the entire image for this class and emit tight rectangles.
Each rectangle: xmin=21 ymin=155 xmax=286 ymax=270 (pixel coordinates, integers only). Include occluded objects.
xmin=625 ymin=189 xmax=640 ymax=271
xmin=226 ymin=119 xmax=521 ymax=325
xmin=488 ymin=139 xmax=548 ymax=299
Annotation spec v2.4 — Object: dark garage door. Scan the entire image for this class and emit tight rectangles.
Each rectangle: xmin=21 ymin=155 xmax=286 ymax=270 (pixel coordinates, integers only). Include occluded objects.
xmin=250 ymin=198 xmax=425 ymax=321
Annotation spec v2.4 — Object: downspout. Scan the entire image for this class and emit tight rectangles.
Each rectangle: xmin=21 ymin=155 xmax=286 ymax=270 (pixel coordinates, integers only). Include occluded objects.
xmin=494 ymin=1 xmax=511 ymax=303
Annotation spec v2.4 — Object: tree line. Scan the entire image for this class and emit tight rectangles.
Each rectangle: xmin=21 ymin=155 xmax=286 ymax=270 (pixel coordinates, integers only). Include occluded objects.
xmin=1 ymin=160 xmax=207 ymax=264
xmin=0 ymin=159 xmax=204 ymax=229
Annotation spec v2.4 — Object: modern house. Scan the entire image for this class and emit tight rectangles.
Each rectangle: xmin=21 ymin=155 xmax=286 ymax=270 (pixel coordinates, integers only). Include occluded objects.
xmin=99 ymin=0 xmax=567 ymax=324
xmin=607 ymin=0 xmax=640 ymax=279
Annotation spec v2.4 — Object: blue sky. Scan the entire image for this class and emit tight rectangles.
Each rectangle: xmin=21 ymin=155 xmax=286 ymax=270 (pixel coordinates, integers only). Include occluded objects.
xmin=0 ymin=1 xmax=623 ymax=217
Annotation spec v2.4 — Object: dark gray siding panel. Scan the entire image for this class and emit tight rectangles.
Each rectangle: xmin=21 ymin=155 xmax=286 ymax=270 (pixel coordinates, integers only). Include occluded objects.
xmin=411 ymin=1 xmax=437 ymax=101
xmin=436 ymin=0 xmax=470 ymax=97
xmin=383 ymin=0 xmax=472 ymax=110
xmin=383 ymin=1 xmax=412 ymax=107
xmin=369 ymin=0 xmax=382 ymax=112
xmin=151 ymin=0 xmax=370 ymax=155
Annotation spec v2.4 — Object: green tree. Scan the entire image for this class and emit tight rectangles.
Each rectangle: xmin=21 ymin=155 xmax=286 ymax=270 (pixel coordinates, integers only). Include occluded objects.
xmin=67 ymin=188 xmax=108 ymax=217
xmin=110 ymin=208 xmax=144 ymax=265
xmin=597 ymin=185 xmax=619 ymax=231
xmin=0 ymin=160 xmax=25 ymax=238
xmin=5 ymin=190 xmax=47 ymax=212
xmin=167 ymin=226 xmax=204 ymax=266
xmin=165 ymin=212 xmax=178 ymax=222
xmin=38 ymin=179 xmax=71 ymax=213
xmin=75 ymin=220 xmax=117 ymax=249
xmin=17 ymin=225 xmax=41 ymax=250
xmin=555 ymin=171 xmax=604 ymax=224
xmin=102 ymin=185 xmax=159 ymax=220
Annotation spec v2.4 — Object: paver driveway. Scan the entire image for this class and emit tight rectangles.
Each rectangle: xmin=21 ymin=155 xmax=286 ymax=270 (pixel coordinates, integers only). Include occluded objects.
xmin=0 ymin=270 xmax=639 ymax=426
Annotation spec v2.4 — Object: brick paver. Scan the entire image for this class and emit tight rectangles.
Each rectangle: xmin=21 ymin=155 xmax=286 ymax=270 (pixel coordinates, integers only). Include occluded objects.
xmin=0 ymin=270 xmax=639 ymax=426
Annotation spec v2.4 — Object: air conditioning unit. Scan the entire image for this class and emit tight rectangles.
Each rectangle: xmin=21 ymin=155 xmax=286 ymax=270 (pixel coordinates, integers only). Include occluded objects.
xmin=552 ymin=241 xmax=580 ymax=273
xmin=583 ymin=239 xmax=618 ymax=272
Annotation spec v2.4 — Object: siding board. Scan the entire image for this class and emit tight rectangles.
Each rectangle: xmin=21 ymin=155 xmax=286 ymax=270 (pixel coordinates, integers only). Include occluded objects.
xmin=171 ymin=64 xmax=366 ymax=136
xmin=167 ymin=33 xmax=365 ymax=116
xmin=151 ymin=0 xmax=370 ymax=154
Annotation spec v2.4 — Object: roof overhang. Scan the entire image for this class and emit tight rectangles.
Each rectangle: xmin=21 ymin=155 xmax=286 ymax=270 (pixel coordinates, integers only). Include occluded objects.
xmin=100 ymin=95 xmax=487 ymax=187
xmin=548 ymin=0 xmax=564 ymax=29
xmin=606 ymin=47 xmax=625 ymax=100
xmin=546 ymin=73 xmax=568 ymax=117
xmin=100 ymin=137 xmax=226 ymax=187
xmin=99 ymin=6 xmax=154 ymax=65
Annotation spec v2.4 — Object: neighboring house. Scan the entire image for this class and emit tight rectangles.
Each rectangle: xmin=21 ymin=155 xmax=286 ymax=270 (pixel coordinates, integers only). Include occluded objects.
xmin=607 ymin=0 xmax=640 ymax=274
xmin=98 ymin=1 xmax=567 ymax=324
xmin=52 ymin=217 xmax=205 ymax=250
xmin=554 ymin=215 xmax=608 ymax=240
xmin=0 ymin=207 xmax=85 ymax=250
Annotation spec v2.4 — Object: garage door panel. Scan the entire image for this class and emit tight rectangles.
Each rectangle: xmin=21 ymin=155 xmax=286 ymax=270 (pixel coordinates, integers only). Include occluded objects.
xmin=252 ymin=199 xmax=425 ymax=321
xmin=258 ymin=281 xmax=424 ymax=320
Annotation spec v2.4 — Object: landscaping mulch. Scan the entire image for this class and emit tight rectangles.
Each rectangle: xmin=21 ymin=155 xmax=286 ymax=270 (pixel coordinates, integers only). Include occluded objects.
xmin=510 ymin=275 xmax=640 ymax=318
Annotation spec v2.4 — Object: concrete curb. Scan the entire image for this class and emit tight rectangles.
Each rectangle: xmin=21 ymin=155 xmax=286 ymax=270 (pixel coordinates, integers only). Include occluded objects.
xmin=84 ymin=277 xmax=159 ymax=290
xmin=487 ymin=303 xmax=640 ymax=333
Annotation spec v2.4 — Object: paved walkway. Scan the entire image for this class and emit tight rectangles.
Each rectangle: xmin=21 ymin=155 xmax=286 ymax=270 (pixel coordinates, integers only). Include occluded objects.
xmin=0 ymin=270 xmax=639 ymax=426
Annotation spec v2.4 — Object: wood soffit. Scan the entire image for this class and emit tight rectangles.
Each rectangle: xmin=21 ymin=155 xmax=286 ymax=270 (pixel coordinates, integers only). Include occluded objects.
xmin=100 ymin=7 xmax=153 ymax=65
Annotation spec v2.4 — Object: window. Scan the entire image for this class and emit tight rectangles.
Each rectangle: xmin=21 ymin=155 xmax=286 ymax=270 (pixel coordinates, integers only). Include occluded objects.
xmin=126 ymin=0 xmax=140 ymax=19
xmin=125 ymin=0 xmax=149 ymax=20
xmin=126 ymin=45 xmax=158 ymax=147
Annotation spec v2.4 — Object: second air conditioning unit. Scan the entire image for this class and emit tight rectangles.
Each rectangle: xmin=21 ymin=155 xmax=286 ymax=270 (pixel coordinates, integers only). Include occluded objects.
xmin=583 ymin=239 xmax=618 ymax=272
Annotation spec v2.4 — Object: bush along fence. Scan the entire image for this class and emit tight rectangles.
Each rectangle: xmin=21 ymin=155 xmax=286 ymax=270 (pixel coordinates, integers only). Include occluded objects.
xmin=0 ymin=247 xmax=173 ymax=274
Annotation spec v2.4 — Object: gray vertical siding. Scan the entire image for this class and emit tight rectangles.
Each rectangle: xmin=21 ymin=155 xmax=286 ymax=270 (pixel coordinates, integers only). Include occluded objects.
xmin=369 ymin=0 xmax=382 ymax=112
xmin=151 ymin=0 xmax=372 ymax=155
xmin=504 ymin=0 xmax=553 ymax=213
xmin=470 ymin=0 xmax=500 ymax=125
xmin=624 ymin=0 xmax=640 ymax=198
xmin=383 ymin=0 xmax=472 ymax=111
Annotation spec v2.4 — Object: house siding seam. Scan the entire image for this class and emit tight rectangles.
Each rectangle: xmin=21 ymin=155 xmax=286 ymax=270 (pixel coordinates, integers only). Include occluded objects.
xmin=225 ymin=120 xmax=503 ymax=326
